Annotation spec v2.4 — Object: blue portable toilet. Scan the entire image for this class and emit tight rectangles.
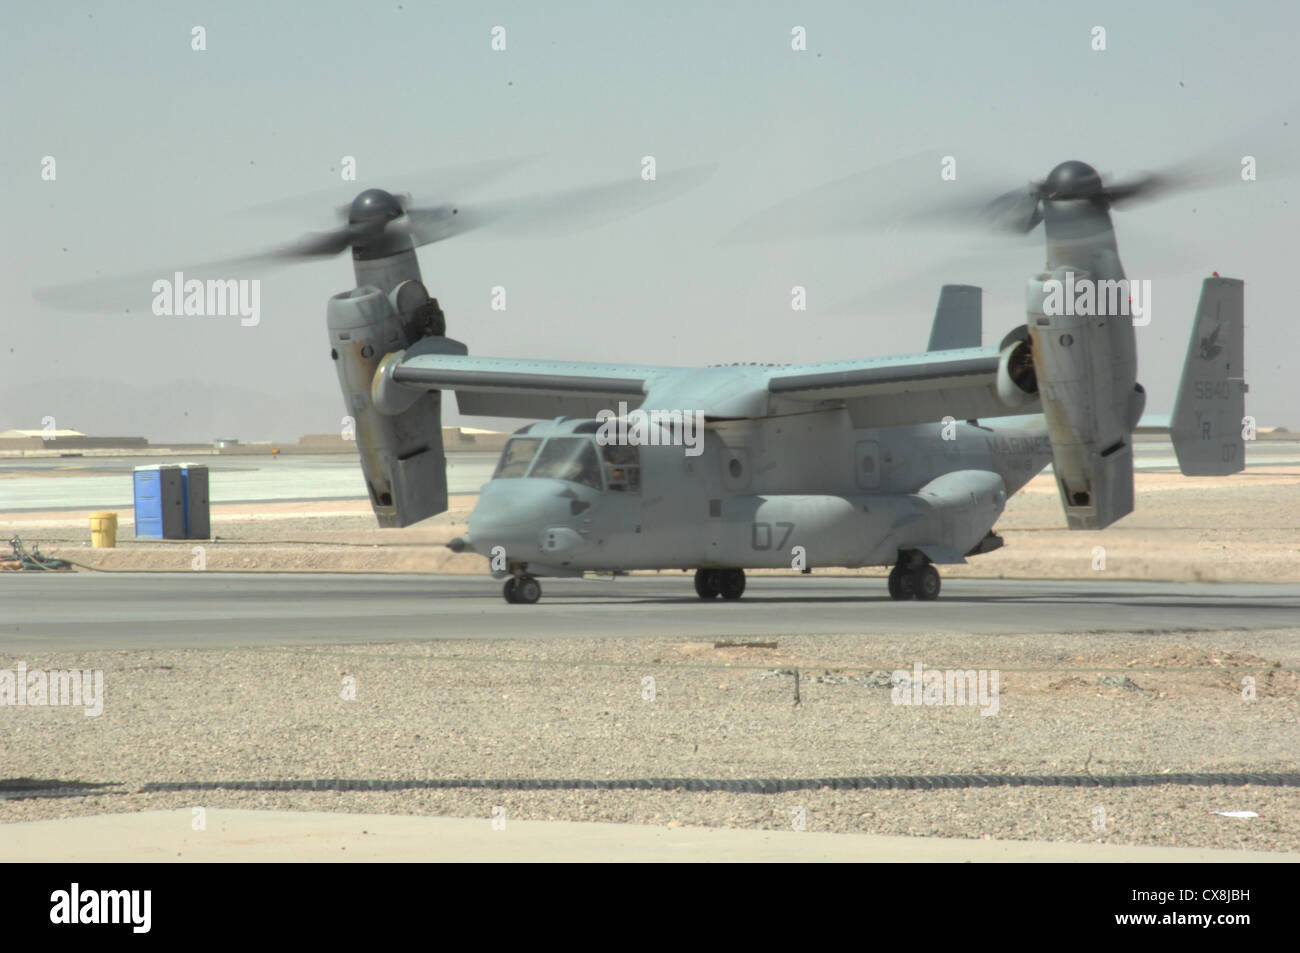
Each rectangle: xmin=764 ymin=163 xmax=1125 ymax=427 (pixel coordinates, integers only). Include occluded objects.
xmin=133 ymin=465 xmax=185 ymax=538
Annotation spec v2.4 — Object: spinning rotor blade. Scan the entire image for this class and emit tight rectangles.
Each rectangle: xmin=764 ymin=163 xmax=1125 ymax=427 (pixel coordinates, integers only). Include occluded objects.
xmin=272 ymin=221 xmax=379 ymax=258
xmin=982 ymin=187 xmax=1043 ymax=233
xmin=721 ymin=151 xmax=936 ymax=243
xmin=34 ymin=162 xmax=713 ymax=314
xmin=731 ymin=107 xmax=1297 ymax=244
xmin=403 ymin=165 xmax=716 ymax=246
xmin=238 ymin=154 xmax=539 ymax=222
xmin=32 ymin=251 xmax=295 ymax=315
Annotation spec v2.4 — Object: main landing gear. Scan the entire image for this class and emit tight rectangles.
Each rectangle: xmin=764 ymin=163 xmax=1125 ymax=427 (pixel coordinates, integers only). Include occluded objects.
xmin=503 ymin=575 xmax=541 ymax=604
xmin=887 ymin=556 xmax=941 ymax=601
xmin=694 ymin=568 xmax=746 ymax=600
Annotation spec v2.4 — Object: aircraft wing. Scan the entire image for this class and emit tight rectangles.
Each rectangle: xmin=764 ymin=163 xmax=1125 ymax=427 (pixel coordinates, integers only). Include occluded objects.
xmin=766 ymin=347 xmax=1025 ymax=428
xmin=386 ymin=344 xmax=1032 ymax=427
xmin=390 ymin=352 xmax=671 ymax=419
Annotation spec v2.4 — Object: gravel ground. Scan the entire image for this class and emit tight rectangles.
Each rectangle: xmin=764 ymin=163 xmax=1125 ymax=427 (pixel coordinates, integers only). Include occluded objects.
xmin=3 ymin=629 xmax=1297 ymax=851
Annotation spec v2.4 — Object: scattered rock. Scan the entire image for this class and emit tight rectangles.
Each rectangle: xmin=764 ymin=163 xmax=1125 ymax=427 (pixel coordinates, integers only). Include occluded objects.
xmin=1098 ymin=675 xmax=1153 ymax=696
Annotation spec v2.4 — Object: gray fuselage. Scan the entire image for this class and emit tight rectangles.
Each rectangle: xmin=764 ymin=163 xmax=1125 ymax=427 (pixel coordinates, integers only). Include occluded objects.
xmin=465 ymin=409 xmax=1055 ymax=577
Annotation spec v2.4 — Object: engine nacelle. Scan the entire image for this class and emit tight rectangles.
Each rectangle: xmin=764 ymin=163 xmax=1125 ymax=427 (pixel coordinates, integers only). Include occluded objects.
xmin=328 ymin=282 xmax=465 ymax=527
xmin=996 ymin=325 xmax=1039 ymax=409
xmin=1025 ymin=268 xmax=1137 ymax=530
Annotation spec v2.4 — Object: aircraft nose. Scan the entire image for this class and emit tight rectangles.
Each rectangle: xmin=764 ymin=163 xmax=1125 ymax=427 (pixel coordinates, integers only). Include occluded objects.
xmin=463 ymin=479 xmax=587 ymax=560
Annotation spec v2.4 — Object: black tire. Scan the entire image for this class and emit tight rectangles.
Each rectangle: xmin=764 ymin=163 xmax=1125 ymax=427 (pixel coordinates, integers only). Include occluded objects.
xmin=694 ymin=569 xmax=720 ymax=599
xmin=515 ymin=577 xmax=542 ymax=604
xmin=914 ymin=564 xmax=941 ymax=601
xmin=718 ymin=569 xmax=746 ymax=600
xmin=502 ymin=578 xmax=519 ymax=604
xmin=888 ymin=565 xmax=914 ymax=600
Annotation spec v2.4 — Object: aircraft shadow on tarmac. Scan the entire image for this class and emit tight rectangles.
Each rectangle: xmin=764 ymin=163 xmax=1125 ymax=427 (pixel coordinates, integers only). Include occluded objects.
xmin=26 ymin=773 xmax=1294 ymax=797
xmin=492 ymin=590 xmax=1292 ymax=611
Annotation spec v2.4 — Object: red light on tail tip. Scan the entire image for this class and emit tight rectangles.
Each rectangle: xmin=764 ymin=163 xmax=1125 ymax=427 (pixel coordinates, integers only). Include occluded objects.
xmin=1212 ymin=271 xmax=1220 ymax=277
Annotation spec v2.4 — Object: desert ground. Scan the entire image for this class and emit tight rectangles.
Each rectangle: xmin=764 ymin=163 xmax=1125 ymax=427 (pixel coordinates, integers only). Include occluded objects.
xmin=2 ymin=629 xmax=1297 ymax=851
xmin=2 ymin=456 xmax=1297 ymax=854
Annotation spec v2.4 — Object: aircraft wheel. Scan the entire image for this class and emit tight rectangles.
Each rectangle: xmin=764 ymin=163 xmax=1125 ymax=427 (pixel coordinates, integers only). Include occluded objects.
xmin=694 ymin=569 xmax=720 ymax=599
xmin=515 ymin=577 xmax=542 ymax=604
xmin=914 ymin=564 xmax=941 ymax=601
xmin=502 ymin=578 xmax=519 ymax=603
xmin=888 ymin=565 xmax=915 ymax=600
xmin=718 ymin=568 xmax=746 ymax=600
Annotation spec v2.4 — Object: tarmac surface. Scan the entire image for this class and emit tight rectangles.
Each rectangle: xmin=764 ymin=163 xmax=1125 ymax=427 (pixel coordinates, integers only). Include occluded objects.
xmin=3 ymin=573 xmax=1297 ymax=651
xmin=2 ymin=809 xmax=1294 ymax=862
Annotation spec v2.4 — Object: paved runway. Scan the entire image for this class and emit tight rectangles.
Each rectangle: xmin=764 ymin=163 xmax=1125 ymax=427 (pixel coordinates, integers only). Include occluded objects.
xmin=3 ymin=574 xmax=1297 ymax=651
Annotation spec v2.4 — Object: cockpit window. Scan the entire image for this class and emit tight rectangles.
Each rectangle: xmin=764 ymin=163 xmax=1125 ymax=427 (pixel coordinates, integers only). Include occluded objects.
xmin=527 ymin=437 xmax=603 ymax=490
xmin=600 ymin=442 xmax=641 ymax=492
xmin=493 ymin=437 xmax=542 ymax=479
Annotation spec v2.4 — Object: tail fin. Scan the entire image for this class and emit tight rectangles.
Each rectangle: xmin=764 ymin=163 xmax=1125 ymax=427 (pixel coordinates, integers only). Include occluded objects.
xmin=927 ymin=284 xmax=981 ymax=351
xmin=1171 ymin=276 xmax=1247 ymax=475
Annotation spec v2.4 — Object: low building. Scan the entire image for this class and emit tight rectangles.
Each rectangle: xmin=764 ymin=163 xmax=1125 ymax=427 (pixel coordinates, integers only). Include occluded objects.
xmin=0 ymin=429 xmax=148 ymax=451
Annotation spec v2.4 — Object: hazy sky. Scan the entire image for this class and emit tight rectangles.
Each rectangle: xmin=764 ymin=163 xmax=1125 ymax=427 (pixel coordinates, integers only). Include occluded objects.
xmin=4 ymin=0 xmax=1297 ymax=441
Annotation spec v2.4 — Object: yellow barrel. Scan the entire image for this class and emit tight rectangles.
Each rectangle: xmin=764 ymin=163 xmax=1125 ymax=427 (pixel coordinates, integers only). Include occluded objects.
xmin=90 ymin=511 xmax=118 ymax=548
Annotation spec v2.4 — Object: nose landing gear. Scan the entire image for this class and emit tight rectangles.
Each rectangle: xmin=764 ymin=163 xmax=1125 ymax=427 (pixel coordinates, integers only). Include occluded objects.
xmin=503 ymin=575 xmax=542 ymax=604
xmin=694 ymin=568 xmax=746 ymax=600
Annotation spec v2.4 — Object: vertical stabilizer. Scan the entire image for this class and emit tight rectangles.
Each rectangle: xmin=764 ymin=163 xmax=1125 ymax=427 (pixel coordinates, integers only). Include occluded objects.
xmin=1171 ymin=277 xmax=1246 ymax=475
xmin=927 ymin=284 xmax=982 ymax=351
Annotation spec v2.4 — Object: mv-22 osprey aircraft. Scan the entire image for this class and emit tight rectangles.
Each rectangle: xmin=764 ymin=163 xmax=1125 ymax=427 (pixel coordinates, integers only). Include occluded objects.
xmin=41 ymin=159 xmax=1245 ymax=603
xmin=310 ymin=159 xmax=1245 ymax=603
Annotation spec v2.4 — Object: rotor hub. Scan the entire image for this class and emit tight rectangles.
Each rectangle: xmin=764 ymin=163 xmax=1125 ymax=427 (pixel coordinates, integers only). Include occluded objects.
xmin=348 ymin=188 xmax=404 ymax=225
xmin=1042 ymin=161 xmax=1103 ymax=201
